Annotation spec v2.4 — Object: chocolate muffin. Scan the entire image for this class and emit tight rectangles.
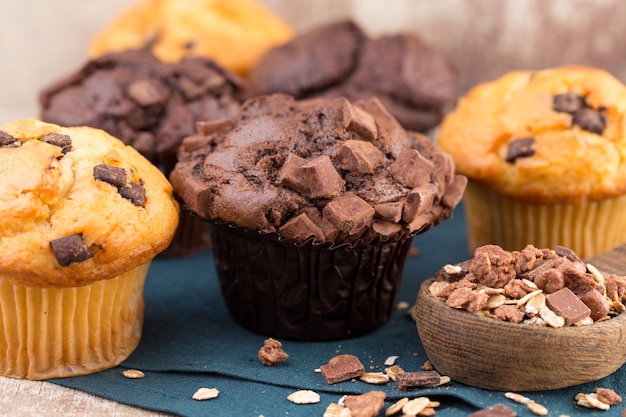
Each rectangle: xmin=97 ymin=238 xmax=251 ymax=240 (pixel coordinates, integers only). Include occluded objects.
xmin=40 ymin=49 xmax=245 ymax=256
xmin=246 ymin=20 xmax=458 ymax=133
xmin=170 ymin=93 xmax=466 ymax=340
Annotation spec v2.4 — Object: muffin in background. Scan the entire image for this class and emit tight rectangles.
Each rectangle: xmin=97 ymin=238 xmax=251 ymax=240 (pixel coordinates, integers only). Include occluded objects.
xmin=170 ymin=94 xmax=466 ymax=341
xmin=40 ymin=49 xmax=244 ymax=256
xmin=246 ymin=20 xmax=458 ymax=133
xmin=0 ymin=119 xmax=179 ymax=380
xmin=88 ymin=0 xmax=294 ymax=76
xmin=437 ymin=66 xmax=626 ymax=258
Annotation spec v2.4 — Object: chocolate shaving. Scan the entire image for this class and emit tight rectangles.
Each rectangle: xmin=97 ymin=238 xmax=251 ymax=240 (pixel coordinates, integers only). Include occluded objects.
xmin=50 ymin=234 xmax=94 ymax=266
xmin=505 ymin=137 xmax=536 ymax=163
xmin=40 ymin=133 xmax=72 ymax=154
xmin=553 ymin=93 xmax=585 ymax=114
xmin=94 ymin=164 xmax=146 ymax=206
xmin=573 ymin=108 xmax=606 ymax=135
xmin=0 ymin=130 xmax=18 ymax=148
xmin=396 ymin=370 xmax=441 ymax=390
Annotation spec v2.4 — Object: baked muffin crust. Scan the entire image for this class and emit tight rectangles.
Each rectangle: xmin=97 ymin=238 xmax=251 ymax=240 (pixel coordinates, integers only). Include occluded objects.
xmin=0 ymin=119 xmax=179 ymax=287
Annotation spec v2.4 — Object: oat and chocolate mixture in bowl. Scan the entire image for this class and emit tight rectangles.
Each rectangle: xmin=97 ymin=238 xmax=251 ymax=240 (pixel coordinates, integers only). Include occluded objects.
xmin=430 ymin=244 xmax=626 ymax=327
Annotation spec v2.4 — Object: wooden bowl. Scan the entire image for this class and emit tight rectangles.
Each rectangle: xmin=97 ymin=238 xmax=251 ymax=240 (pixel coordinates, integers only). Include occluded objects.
xmin=414 ymin=278 xmax=626 ymax=391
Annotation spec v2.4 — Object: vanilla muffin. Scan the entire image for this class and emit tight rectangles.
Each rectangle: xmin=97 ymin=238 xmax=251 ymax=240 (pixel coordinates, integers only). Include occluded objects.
xmin=88 ymin=0 xmax=294 ymax=76
xmin=0 ymin=119 xmax=178 ymax=379
xmin=438 ymin=66 xmax=626 ymax=258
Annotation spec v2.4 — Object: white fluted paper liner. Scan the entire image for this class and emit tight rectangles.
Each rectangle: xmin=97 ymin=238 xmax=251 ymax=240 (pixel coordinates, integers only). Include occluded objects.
xmin=463 ymin=181 xmax=626 ymax=259
xmin=0 ymin=263 xmax=149 ymax=380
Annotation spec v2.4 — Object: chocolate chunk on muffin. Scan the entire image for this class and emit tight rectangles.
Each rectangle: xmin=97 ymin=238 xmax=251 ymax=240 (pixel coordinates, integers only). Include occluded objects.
xmin=247 ymin=20 xmax=458 ymax=133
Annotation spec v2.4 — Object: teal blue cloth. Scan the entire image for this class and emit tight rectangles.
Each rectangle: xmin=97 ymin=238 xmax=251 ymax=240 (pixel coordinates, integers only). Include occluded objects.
xmin=51 ymin=207 xmax=626 ymax=416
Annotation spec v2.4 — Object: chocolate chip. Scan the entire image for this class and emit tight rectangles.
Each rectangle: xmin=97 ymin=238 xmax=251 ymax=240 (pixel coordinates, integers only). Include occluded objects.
xmin=94 ymin=164 xmax=146 ymax=206
xmin=119 ymin=182 xmax=146 ymax=206
xmin=40 ymin=132 xmax=71 ymax=154
xmin=50 ymin=234 xmax=94 ymax=266
xmin=573 ymin=107 xmax=606 ymax=134
xmin=505 ymin=137 xmax=536 ymax=163
xmin=553 ymin=93 xmax=585 ymax=114
xmin=94 ymin=164 xmax=127 ymax=188
xmin=0 ymin=130 xmax=18 ymax=148
xmin=322 ymin=193 xmax=375 ymax=235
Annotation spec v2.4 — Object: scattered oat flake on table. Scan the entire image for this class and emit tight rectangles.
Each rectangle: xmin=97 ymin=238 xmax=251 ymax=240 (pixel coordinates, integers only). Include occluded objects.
xmin=121 ymin=369 xmax=145 ymax=379
xmin=287 ymin=389 xmax=320 ymax=404
xmin=384 ymin=355 xmax=399 ymax=366
xmin=323 ymin=402 xmax=351 ymax=417
xmin=192 ymin=387 xmax=219 ymax=401
xmin=396 ymin=301 xmax=410 ymax=310
xmin=505 ymin=392 xmax=547 ymax=415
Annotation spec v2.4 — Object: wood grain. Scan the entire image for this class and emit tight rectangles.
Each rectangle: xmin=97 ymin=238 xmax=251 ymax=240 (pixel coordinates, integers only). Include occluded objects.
xmin=414 ymin=244 xmax=626 ymax=391
xmin=0 ymin=377 xmax=173 ymax=416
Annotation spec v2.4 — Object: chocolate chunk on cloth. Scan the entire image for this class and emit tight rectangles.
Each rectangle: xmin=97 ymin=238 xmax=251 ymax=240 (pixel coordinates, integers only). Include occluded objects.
xmin=546 ymin=287 xmax=591 ymax=325
xmin=247 ymin=20 xmax=458 ymax=133
xmin=40 ymin=49 xmax=244 ymax=174
xmin=320 ymin=354 xmax=365 ymax=384
xmin=396 ymin=370 xmax=441 ymax=390
xmin=468 ymin=403 xmax=517 ymax=417
xmin=50 ymin=234 xmax=94 ymax=266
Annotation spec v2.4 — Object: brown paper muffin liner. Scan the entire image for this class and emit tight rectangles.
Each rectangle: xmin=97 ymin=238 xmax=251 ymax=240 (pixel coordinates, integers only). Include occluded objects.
xmin=0 ymin=263 xmax=149 ymax=380
xmin=208 ymin=222 xmax=414 ymax=341
xmin=463 ymin=180 xmax=626 ymax=259
xmin=159 ymin=209 xmax=211 ymax=257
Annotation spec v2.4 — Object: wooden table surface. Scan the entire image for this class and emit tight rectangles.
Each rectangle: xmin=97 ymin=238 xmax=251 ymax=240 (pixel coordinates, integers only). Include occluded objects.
xmin=0 ymin=377 xmax=172 ymax=417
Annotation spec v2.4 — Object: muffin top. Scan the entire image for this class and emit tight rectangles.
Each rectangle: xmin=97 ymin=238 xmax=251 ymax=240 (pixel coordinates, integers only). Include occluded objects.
xmin=40 ymin=49 xmax=245 ymax=174
xmin=88 ymin=0 xmax=294 ymax=75
xmin=0 ymin=119 xmax=179 ymax=287
xmin=437 ymin=66 xmax=626 ymax=203
xmin=170 ymin=94 xmax=466 ymax=245
xmin=246 ymin=20 xmax=458 ymax=133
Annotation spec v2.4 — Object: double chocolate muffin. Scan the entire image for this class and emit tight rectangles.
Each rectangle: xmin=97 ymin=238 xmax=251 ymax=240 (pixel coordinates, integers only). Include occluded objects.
xmin=247 ymin=20 xmax=458 ymax=133
xmin=40 ymin=49 xmax=245 ymax=255
xmin=171 ymin=93 xmax=466 ymax=340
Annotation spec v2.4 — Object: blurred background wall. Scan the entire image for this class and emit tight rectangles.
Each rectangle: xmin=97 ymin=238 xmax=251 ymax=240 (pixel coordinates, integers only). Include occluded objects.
xmin=1 ymin=0 xmax=625 ymax=124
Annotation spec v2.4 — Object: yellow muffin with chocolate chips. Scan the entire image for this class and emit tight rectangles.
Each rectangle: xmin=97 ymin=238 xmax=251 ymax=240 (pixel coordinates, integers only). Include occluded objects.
xmin=0 ymin=119 xmax=179 ymax=379
xmin=438 ymin=66 xmax=626 ymax=258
